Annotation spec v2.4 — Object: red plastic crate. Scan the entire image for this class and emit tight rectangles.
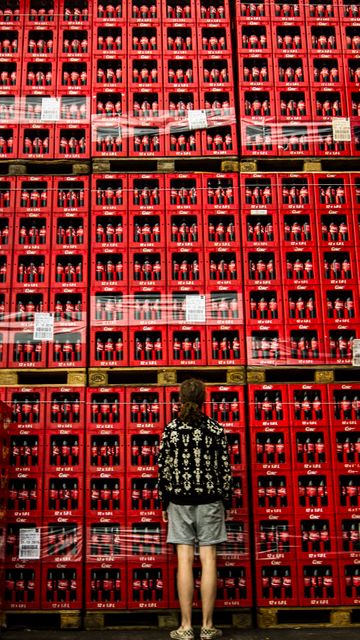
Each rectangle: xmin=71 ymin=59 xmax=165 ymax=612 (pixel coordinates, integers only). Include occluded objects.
xmin=92 ymin=89 xmax=125 ymax=121
xmin=308 ymin=23 xmax=341 ymax=53
xmin=334 ymin=469 xmax=360 ymax=514
xmin=0 ymin=249 xmax=11 ymax=289
xmin=295 ymin=513 xmax=338 ymax=561
xmin=197 ymin=0 xmax=231 ymax=23
xmin=0 ymin=2 xmax=22 ymax=25
xmin=273 ymin=54 xmax=309 ymax=88
xmin=8 ymin=431 xmax=43 ymax=475
xmin=344 ymin=54 xmax=360 ymax=87
xmin=85 ymin=562 xmax=127 ymax=610
xmin=240 ymin=119 xmax=278 ymax=157
xmin=129 ymin=0 xmax=161 ymax=22
xmin=329 ymin=383 xmax=360 ymax=427
xmin=127 ymin=517 xmax=167 ymax=561
xmin=166 ymin=212 xmax=203 ymax=250
xmin=206 ymin=325 xmax=245 ymax=365
xmin=59 ymin=26 xmax=91 ymax=58
xmin=245 ymin=286 xmax=284 ymax=326
xmin=314 ymin=172 xmax=352 ymax=209
xmin=199 ymin=56 xmax=233 ymax=88
xmin=242 ymin=212 xmax=279 ymax=249
xmin=309 ymin=55 xmax=345 ymax=87
xmin=164 ymin=55 xmax=199 ymax=88
xmin=129 ymin=212 xmax=165 ymax=248
xmin=320 ymin=246 xmax=358 ymax=285
xmin=53 ymin=214 xmax=87 ymax=252
xmin=7 ymin=474 xmax=43 ymax=520
xmin=297 ymin=559 xmax=340 ymax=606
xmin=247 ymin=383 xmax=289 ymax=427
xmin=58 ymin=58 xmax=90 ymax=94
xmin=168 ymin=324 xmax=206 ymax=365
xmin=238 ymin=55 xmax=274 ymax=89
xmin=237 ymin=0 xmax=270 ymax=21
xmin=332 ymin=428 xmax=360 ymax=472
xmin=273 ymin=24 xmax=307 ymax=55
xmin=3 ymin=564 xmax=41 ymax=610
xmin=128 ymin=561 xmax=169 ymax=609
xmin=86 ymin=518 xmax=126 ymax=563
xmin=291 ymin=428 xmax=332 ymax=471
xmin=278 ymin=123 xmax=314 ymax=156
xmin=306 ymin=0 xmax=339 ymax=20
xmin=16 ymin=175 xmax=53 ymax=213
xmin=342 ymin=25 xmax=360 ymax=53
xmin=205 ymin=289 xmax=244 ymax=326
xmin=9 ymin=288 xmax=49 ymax=330
xmin=246 ymin=324 xmax=287 ymax=365
xmin=86 ymin=387 xmax=125 ymax=433
xmin=126 ymin=430 xmax=161 ymax=473
xmin=165 ymin=125 xmax=201 ymax=158
xmin=14 ymin=215 xmax=50 ymax=251
xmin=23 ymin=26 xmax=57 ymax=58
xmin=126 ymin=473 xmax=161 ymax=518
xmin=41 ymin=563 xmax=83 ymax=610
xmin=129 ymin=25 xmax=161 ymax=54
xmin=43 ymin=519 xmax=83 ymax=563
xmin=5 ymin=519 xmax=43 ymax=563
xmin=0 ymin=289 xmax=9 ymax=326
xmin=0 ymin=26 xmax=22 ymax=59
xmin=205 ymin=211 xmax=240 ymax=249
xmin=244 ymin=249 xmax=281 ymax=285
xmin=351 ymin=174 xmax=360 ymax=219
xmin=285 ymin=324 xmax=325 ymax=365
xmin=279 ymin=211 xmax=315 ymax=249
xmin=93 ymin=0 xmax=125 ymax=23
xmin=12 ymin=250 xmax=49 ymax=289
xmin=271 ymin=0 xmax=305 ymax=21
xmin=0 ymin=176 xmax=15 ymax=213
xmin=92 ymin=55 xmax=126 ymax=92
xmin=324 ymin=325 xmax=360 ymax=365
xmin=288 ymin=382 xmax=330 ymax=429
xmin=126 ymin=386 xmax=164 ymax=429
xmin=253 ymin=514 xmax=296 ymax=561
xmin=203 ymin=172 xmax=239 ymax=211
xmin=51 ymin=250 xmax=87 ymax=289
xmin=129 ymin=325 xmax=168 ymax=366
xmin=336 ymin=513 xmax=360 ymax=557
xmin=91 ymin=287 xmax=128 ymax=327
xmin=128 ymin=174 xmax=164 ymax=211
xmin=326 ymin=286 xmax=359 ymax=335
xmin=87 ymin=432 xmax=125 ymax=473
xmin=205 ymin=248 xmax=242 ymax=287
xmin=0 ymin=213 xmax=14 ymax=251
xmin=45 ymin=431 xmax=84 ymax=474
xmin=166 ymin=249 xmax=203 ymax=288
xmin=317 ymin=210 xmax=355 ymax=248
xmin=128 ymin=290 xmax=167 ymax=326
xmin=55 ymin=123 xmax=90 ymax=159
xmin=87 ymin=473 xmax=126 ymax=517
xmin=239 ymin=88 xmax=274 ymax=120
xmin=122 ymin=125 xmax=165 ymax=157
xmin=6 ymin=386 xmax=46 ymax=428
xmin=165 ymin=173 xmax=202 ymax=211
xmin=92 ymin=173 xmax=127 ymax=212
xmin=129 ymin=249 xmax=165 ymax=288
xmin=24 ymin=0 xmax=58 ymax=25
xmin=218 ymin=518 xmax=251 ymax=561
xmin=283 ymin=285 xmax=323 ymax=326
xmin=338 ymin=560 xmax=360 ymax=605
xmin=237 ymin=24 xmax=272 ymax=54
xmin=91 ymin=251 xmax=128 ymax=288
xmin=43 ymin=474 xmax=83 ymax=520
xmin=282 ymin=248 xmax=320 ymax=286
xmin=313 ymin=123 xmax=352 ymax=157
xmin=50 ymin=287 xmax=87 ymax=328
xmin=255 ymin=559 xmax=299 ymax=605
xmin=351 ymin=117 xmax=360 ymax=157
xmin=293 ymin=470 xmax=335 ymax=514
xmin=129 ymin=57 xmax=162 ymax=90
xmin=53 ymin=176 xmax=90 ymax=215
xmin=312 ymin=88 xmax=348 ymax=122
xmin=0 ymin=327 xmax=8 ymax=366
xmin=92 ymin=119 xmax=126 ymax=157
xmin=164 ymin=385 xmax=180 ymax=424
xmin=90 ymin=326 xmax=128 ymax=367
xmin=240 ymin=172 xmax=277 ymax=212
xmin=19 ymin=123 xmax=53 ymax=159
xmin=276 ymin=89 xmax=311 ymax=122
xmin=22 ymin=57 xmax=56 ymax=95
xmin=204 ymin=385 xmax=246 ymax=429
xmin=250 ymin=426 xmax=291 ymax=470
xmin=277 ymin=172 xmax=314 ymax=211
xmin=202 ymin=122 xmax=237 ymax=156
xmin=45 ymin=387 xmax=85 ymax=431
xmin=48 ymin=326 xmax=86 ymax=368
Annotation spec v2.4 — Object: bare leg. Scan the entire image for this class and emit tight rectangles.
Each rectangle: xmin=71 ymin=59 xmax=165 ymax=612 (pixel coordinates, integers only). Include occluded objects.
xmin=199 ymin=545 xmax=217 ymax=629
xmin=177 ymin=544 xmax=195 ymax=629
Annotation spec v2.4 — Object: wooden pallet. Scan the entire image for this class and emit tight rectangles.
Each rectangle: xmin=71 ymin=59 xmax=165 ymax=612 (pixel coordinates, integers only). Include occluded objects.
xmin=88 ymin=366 xmax=246 ymax=387
xmin=257 ymin=606 xmax=360 ymax=628
xmin=247 ymin=365 xmax=360 ymax=385
xmin=0 ymin=159 xmax=90 ymax=176
xmin=92 ymin=156 xmax=239 ymax=174
xmin=240 ymin=157 xmax=360 ymax=173
xmin=85 ymin=608 xmax=252 ymax=630
xmin=0 ymin=610 xmax=81 ymax=630
xmin=0 ymin=368 xmax=87 ymax=387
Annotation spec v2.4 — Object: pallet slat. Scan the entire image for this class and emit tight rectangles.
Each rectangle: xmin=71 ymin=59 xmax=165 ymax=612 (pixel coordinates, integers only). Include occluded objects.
xmin=88 ymin=366 xmax=246 ymax=387
xmin=0 ymin=368 xmax=87 ymax=386
xmin=257 ymin=607 xmax=360 ymax=629
xmin=2 ymin=610 xmax=81 ymax=630
xmin=92 ymin=157 xmax=239 ymax=174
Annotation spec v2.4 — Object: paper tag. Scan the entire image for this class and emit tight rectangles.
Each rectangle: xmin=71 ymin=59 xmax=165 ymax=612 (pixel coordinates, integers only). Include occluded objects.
xmin=332 ymin=118 xmax=351 ymax=142
xmin=185 ymin=295 xmax=206 ymax=323
xmin=33 ymin=312 xmax=54 ymax=341
xmin=19 ymin=528 xmax=41 ymax=560
xmin=41 ymin=97 xmax=60 ymax=122
xmin=250 ymin=209 xmax=267 ymax=215
xmin=352 ymin=339 xmax=360 ymax=366
xmin=188 ymin=110 xmax=208 ymax=131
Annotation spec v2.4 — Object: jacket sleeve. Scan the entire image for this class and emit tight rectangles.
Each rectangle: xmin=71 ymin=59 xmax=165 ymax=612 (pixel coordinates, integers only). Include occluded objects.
xmin=218 ymin=428 xmax=233 ymax=508
xmin=157 ymin=424 xmax=172 ymax=510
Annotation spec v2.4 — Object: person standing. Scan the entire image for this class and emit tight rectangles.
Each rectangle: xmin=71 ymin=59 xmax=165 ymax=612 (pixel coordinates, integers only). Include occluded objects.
xmin=157 ymin=379 xmax=232 ymax=640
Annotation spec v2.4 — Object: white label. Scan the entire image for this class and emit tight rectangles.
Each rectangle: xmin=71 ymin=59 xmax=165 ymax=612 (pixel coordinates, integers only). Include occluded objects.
xmin=33 ymin=312 xmax=54 ymax=341
xmin=251 ymin=209 xmax=267 ymax=215
xmin=332 ymin=118 xmax=351 ymax=142
xmin=352 ymin=339 xmax=360 ymax=366
xmin=19 ymin=528 xmax=41 ymax=560
xmin=41 ymin=97 xmax=60 ymax=122
xmin=188 ymin=110 xmax=208 ymax=131
xmin=185 ymin=295 xmax=206 ymax=323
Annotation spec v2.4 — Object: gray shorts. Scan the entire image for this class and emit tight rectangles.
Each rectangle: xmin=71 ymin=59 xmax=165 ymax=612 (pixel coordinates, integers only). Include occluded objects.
xmin=167 ymin=501 xmax=227 ymax=546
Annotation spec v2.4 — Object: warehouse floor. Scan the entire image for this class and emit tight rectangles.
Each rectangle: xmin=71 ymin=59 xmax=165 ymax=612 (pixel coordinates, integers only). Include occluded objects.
xmin=2 ymin=629 xmax=360 ymax=640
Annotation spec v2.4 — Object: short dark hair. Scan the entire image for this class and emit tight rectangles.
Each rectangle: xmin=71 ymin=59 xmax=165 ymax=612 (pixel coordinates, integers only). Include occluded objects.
xmin=179 ymin=378 xmax=205 ymax=421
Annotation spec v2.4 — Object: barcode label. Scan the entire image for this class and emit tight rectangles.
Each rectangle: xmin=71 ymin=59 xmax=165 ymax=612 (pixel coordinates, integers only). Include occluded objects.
xmin=19 ymin=528 xmax=41 ymax=560
xmin=352 ymin=339 xmax=360 ymax=366
xmin=33 ymin=312 xmax=54 ymax=341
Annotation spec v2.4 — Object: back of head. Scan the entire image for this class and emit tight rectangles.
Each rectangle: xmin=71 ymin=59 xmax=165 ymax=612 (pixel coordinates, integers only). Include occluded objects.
xmin=179 ymin=378 xmax=205 ymax=422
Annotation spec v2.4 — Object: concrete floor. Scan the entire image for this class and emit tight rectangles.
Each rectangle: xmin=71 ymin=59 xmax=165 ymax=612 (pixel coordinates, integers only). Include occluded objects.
xmin=2 ymin=629 xmax=360 ymax=640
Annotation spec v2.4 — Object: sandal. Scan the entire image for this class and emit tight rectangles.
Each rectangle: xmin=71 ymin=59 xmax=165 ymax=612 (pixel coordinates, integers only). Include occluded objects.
xmin=170 ymin=628 xmax=195 ymax=640
xmin=200 ymin=628 xmax=223 ymax=640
